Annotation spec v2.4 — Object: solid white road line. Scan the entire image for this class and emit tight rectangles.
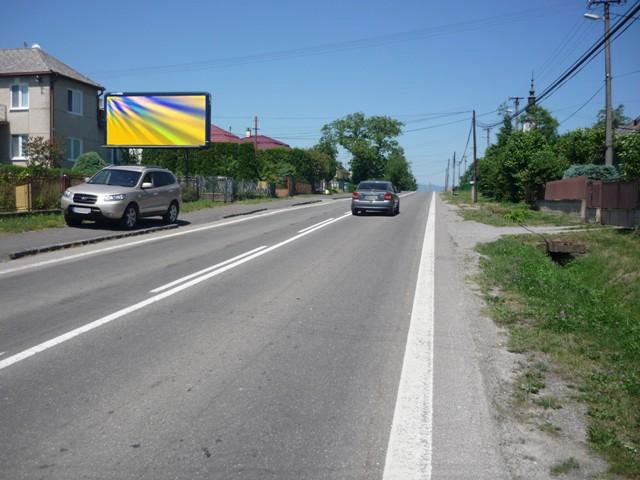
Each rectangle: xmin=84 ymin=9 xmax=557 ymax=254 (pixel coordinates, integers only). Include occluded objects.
xmin=0 ymin=199 xmax=349 ymax=277
xmin=383 ymin=192 xmax=436 ymax=479
xmin=297 ymin=218 xmax=335 ymax=234
xmin=150 ymin=246 xmax=267 ymax=293
xmin=0 ymin=213 xmax=351 ymax=372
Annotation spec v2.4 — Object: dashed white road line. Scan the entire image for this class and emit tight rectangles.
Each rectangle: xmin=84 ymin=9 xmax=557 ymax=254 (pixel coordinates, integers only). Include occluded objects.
xmin=298 ymin=218 xmax=335 ymax=234
xmin=0 ymin=212 xmax=351 ymax=372
xmin=383 ymin=192 xmax=436 ymax=479
xmin=150 ymin=246 xmax=268 ymax=293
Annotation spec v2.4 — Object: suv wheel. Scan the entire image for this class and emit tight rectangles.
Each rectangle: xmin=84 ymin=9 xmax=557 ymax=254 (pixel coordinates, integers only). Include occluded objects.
xmin=120 ymin=204 xmax=138 ymax=230
xmin=64 ymin=215 xmax=82 ymax=227
xmin=163 ymin=201 xmax=179 ymax=224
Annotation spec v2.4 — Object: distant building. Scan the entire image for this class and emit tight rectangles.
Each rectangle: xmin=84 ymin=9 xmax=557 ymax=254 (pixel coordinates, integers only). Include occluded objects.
xmin=241 ymin=128 xmax=290 ymax=150
xmin=0 ymin=45 xmax=108 ymax=166
xmin=617 ymin=117 xmax=640 ymax=135
xmin=210 ymin=125 xmax=242 ymax=143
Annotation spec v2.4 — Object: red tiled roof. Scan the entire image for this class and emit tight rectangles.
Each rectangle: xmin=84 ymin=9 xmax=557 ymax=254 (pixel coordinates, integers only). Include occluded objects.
xmin=241 ymin=135 xmax=290 ymax=150
xmin=210 ymin=125 xmax=242 ymax=143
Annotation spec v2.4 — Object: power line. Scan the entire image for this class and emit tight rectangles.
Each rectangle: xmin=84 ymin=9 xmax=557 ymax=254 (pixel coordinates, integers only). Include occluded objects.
xmin=88 ymin=6 xmax=573 ymax=79
xmin=559 ymin=83 xmax=606 ymax=125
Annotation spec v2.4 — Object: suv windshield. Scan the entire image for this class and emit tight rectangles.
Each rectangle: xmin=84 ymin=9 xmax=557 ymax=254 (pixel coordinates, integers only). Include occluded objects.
xmin=89 ymin=169 xmax=141 ymax=187
xmin=358 ymin=182 xmax=389 ymax=191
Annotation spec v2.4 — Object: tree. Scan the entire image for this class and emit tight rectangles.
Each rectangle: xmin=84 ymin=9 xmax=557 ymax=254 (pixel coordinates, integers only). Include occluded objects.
xmin=385 ymin=147 xmax=416 ymax=190
xmin=521 ymin=105 xmax=559 ymax=143
xmin=72 ymin=152 xmax=106 ymax=175
xmin=595 ymin=104 xmax=630 ymax=129
xmin=23 ymin=136 xmax=64 ymax=168
xmin=617 ymin=133 xmax=640 ymax=180
xmin=554 ymin=127 xmax=605 ymax=165
xmin=319 ymin=112 xmax=406 ymax=184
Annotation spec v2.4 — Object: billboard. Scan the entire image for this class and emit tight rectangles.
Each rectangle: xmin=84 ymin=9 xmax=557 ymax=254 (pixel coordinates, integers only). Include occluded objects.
xmin=105 ymin=92 xmax=211 ymax=147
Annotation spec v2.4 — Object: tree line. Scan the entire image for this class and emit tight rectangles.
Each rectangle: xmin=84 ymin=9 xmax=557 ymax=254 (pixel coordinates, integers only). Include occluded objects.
xmin=464 ymin=104 xmax=640 ymax=205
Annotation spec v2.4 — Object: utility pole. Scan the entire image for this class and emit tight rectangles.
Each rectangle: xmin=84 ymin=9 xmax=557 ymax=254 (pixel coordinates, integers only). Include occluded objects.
xmin=472 ymin=110 xmax=478 ymax=203
xmin=509 ymin=96 xmax=524 ymax=130
xmin=452 ymin=151 xmax=456 ymax=192
xmin=445 ymin=158 xmax=450 ymax=192
xmin=463 ymin=155 xmax=467 ymax=179
xmin=588 ymin=0 xmax=622 ymax=165
xmin=483 ymin=126 xmax=492 ymax=149
xmin=253 ymin=115 xmax=259 ymax=152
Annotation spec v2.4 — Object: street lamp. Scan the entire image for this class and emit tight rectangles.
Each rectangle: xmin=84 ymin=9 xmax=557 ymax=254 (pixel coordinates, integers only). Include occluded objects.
xmin=584 ymin=0 xmax=623 ymax=166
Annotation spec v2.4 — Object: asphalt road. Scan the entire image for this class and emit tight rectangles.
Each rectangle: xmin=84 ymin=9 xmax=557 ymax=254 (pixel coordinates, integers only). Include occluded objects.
xmin=0 ymin=193 xmax=507 ymax=479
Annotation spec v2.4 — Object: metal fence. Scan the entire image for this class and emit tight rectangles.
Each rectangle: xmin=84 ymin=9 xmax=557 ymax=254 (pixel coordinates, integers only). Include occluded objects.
xmin=0 ymin=174 xmax=85 ymax=213
xmin=544 ymin=176 xmax=640 ymax=209
xmin=178 ymin=176 xmax=274 ymax=203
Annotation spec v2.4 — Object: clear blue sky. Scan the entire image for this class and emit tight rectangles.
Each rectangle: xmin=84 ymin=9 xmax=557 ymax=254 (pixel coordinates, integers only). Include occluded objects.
xmin=3 ymin=0 xmax=638 ymax=186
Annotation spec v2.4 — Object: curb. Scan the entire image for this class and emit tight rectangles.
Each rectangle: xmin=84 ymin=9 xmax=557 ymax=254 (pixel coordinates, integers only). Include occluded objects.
xmin=9 ymin=224 xmax=180 ymax=260
xmin=291 ymin=200 xmax=322 ymax=207
xmin=222 ymin=208 xmax=268 ymax=219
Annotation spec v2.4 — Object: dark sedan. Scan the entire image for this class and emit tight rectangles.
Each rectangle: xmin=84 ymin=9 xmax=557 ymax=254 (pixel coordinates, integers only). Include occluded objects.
xmin=351 ymin=180 xmax=400 ymax=216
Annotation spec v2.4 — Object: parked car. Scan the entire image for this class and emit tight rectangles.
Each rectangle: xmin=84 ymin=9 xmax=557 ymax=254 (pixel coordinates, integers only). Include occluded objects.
xmin=351 ymin=180 xmax=400 ymax=216
xmin=61 ymin=165 xmax=181 ymax=229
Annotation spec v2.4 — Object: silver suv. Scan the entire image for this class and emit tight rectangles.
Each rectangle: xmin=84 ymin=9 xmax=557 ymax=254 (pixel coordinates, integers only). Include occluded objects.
xmin=61 ymin=165 xmax=181 ymax=229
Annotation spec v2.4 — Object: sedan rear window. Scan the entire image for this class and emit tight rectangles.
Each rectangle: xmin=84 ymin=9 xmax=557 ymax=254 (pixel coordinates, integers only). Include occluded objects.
xmin=358 ymin=182 xmax=390 ymax=191
xmin=90 ymin=169 xmax=142 ymax=187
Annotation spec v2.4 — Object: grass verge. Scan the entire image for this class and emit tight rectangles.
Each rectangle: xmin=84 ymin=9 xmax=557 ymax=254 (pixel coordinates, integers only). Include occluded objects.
xmin=442 ymin=189 xmax=581 ymax=227
xmin=478 ymin=229 xmax=640 ymax=477
xmin=0 ymin=213 xmax=65 ymax=233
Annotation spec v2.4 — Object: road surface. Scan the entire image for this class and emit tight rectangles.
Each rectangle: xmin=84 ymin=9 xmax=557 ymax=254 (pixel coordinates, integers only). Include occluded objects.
xmin=0 ymin=193 xmax=506 ymax=479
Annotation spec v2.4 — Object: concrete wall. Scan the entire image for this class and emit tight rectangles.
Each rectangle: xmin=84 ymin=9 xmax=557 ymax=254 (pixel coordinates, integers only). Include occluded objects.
xmin=538 ymin=200 xmax=582 ymax=217
xmin=0 ymin=75 xmax=51 ymax=165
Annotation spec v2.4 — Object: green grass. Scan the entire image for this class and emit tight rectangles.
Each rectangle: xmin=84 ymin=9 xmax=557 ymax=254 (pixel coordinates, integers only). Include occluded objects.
xmin=478 ymin=229 xmax=640 ymax=477
xmin=551 ymin=457 xmax=580 ymax=476
xmin=0 ymin=213 xmax=65 ymax=233
xmin=442 ymin=190 xmax=581 ymax=227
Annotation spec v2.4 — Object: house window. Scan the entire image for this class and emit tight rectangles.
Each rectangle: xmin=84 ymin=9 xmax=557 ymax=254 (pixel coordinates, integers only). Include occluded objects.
xmin=10 ymin=84 xmax=29 ymax=110
xmin=67 ymin=89 xmax=83 ymax=115
xmin=67 ymin=138 xmax=83 ymax=161
xmin=11 ymin=135 xmax=28 ymax=159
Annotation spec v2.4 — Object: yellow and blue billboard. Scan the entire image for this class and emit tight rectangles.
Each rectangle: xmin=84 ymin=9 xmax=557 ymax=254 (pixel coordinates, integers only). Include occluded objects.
xmin=105 ymin=92 xmax=211 ymax=147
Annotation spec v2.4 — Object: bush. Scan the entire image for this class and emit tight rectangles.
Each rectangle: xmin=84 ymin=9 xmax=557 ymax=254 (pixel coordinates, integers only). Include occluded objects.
xmin=72 ymin=152 xmax=106 ymax=176
xmin=563 ymin=164 xmax=620 ymax=182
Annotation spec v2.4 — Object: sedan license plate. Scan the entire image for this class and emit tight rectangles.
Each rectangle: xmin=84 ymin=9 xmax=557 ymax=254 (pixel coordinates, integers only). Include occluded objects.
xmin=365 ymin=195 xmax=377 ymax=200
xmin=72 ymin=207 xmax=91 ymax=214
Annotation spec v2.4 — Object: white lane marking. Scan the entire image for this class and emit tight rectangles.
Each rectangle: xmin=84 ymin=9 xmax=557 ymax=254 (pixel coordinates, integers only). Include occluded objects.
xmin=0 ymin=352 xmax=5 ymax=357
xmin=297 ymin=218 xmax=334 ymax=234
xmin=383 ymin=191 xmax=436 ymax=479
xmin=0 ymin=199 xmax=349 ymax=277
xmin=0 ymin=212 xmax=351 ymax=372
xmin=150 ymin=246 xmax=267 ymax=293
xmin=399 ymin=192 xmax=416 ymax=198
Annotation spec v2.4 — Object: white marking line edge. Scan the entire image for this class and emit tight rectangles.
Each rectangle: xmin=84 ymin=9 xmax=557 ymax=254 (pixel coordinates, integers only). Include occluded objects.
xmin=382 ymin=191 xmax=436 ymax=479
xmin=0 ymin=198 xmax=349 ymax=277
xmin=150 ymin=246 xmax=267 ymax=293
xmin=297 ymin=217 xmax=334 ymax=234
xmin=0 ymin=212 xmax=351 ymax=372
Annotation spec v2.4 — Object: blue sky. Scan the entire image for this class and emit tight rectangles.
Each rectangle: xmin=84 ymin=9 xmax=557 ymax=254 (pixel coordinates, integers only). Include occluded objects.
xmin=4 ymin=0 xmax=638 ymax=185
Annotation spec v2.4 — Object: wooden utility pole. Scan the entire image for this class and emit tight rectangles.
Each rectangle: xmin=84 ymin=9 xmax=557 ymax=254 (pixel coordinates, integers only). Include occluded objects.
xmin=452 ymin=151 xmax=456 ymax=192
xmin=472 ymin=110 xmax=478 ymax=203
xmin=445 ymin=158 xmax=450 ymax=192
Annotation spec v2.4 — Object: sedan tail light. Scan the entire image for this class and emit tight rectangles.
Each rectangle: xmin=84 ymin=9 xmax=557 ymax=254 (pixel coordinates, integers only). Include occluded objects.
xmin=352 ymin=192 xmax=360 ymax=199
xmin=384 ymin=192 xmax=393 ymax=201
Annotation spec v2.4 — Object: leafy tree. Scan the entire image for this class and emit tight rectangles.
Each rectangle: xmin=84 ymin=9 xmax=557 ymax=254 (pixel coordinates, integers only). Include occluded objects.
xmin=521 ymin=105 xmax=559 ymax=143
xmin=617 ymin=133 xmax=640 ymax=180
xmin=72 ymin=152 xmax=106 ymax=175
xmin=595 ymin=104 xmax=630 ymax=129
xmin=319 ymin=112 xmax=405 ymax=183
xmin=385 ymin=147 xmax=416 ymax=190
xmin=554 ymin=127 xmax=605 ymax=165
xmin=24 ymin=136 xmax=64 ymax=168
